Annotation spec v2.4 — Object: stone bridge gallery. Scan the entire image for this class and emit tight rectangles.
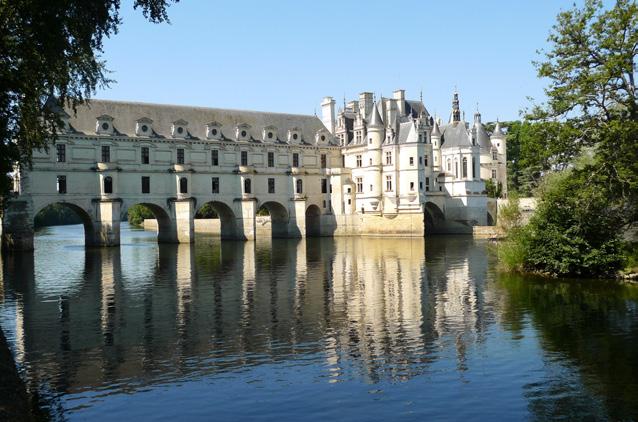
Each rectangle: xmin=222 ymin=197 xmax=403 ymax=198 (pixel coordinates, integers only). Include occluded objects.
xmin=1 ymin=90 xmax=507 ymax=251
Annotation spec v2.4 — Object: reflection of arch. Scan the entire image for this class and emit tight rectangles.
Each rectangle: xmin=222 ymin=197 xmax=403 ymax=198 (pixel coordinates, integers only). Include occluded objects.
xmin=424 ymin=202 xmax=445 ymax=235
xmin=305 ymin=204 xmax=321 ymax=237
xmin=126 ymin=202 xmax=174 ymax=243
xmin=196 ymin=201 xmax=237 ymax=239
xmin=34 ymin=202 xmax=96 ymax=245
xmin=258 ymin=201 xmax=289 ymax=238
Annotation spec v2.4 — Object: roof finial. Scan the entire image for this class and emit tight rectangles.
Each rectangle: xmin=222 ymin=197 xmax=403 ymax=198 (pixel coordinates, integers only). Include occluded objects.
xmin=420 ymin=89 xmax=423 ymax=103
xmin=343 ymin=93 xmax=346 ymax=110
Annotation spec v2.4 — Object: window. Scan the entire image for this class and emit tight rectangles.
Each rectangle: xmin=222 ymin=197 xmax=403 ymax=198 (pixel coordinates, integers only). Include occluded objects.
xmin=57 ymin=175 xmax=66 ymax=194
xmin=426 ymin=177 xmax=430 ymax=192
xmin=320 ymin=154 xmax=327 ymax=168
xmin=296 ymin=179 xmax=303 ymax=194
xmin=241 ymin=151 xmax=248 ymax=166
xmin=424 ymin=155 xmax=428 ymax=166
xmin=268 ymin=178 xmax=275 ymax=194
xmin=179 ymin=177 xmax=188 ymax=194
xmin=462 ymin=157 xmax=468 ymax=178
xmin=419 ymin=156 xmax=423 ymax=165
xmin=419 ymin=134 xmax=423 ymax=143
xmin=420 ymin=181 xmax=423 ymax=190
xmin=56 ymin=144 xmax=66 ymax=162
xmin=410 ymin=181 xmax=414 ymax=190
xmin=212 ymin=177 xmax=219 ymax=194
xmin=330 ymin=184 xmax=332 ymax=193
xmin=492 ymin=150 xmax=498 ymax=160
xmin=103 ymin=176 xmax=113 ymax=194
xmin=292 ymin=153 xmax=299 ymax=167
xmin=356 ymin=155 xmax=362 ymax=167
xmin=323 ymin=200 xmax=326 ymax=208
xmin=101 ymin=145 xmax=110 ymax=163
xmin=177 ymin=148 xmax=185 ymax=164
xmin=356 ymin=177 xmax=363 ymax=193
xmin=348 ymin=199 xmax=351 ymax=205
xmin=342 ymin=155 xmax=345 ymax=167
xmin=386 ymin=175 xmax=392 ymax=192
xmin=321 ymin=178 xmax=328 ymax=194
xmin=369 ymin=138 xmax=372 ymax=144
xmin=385 ymin=151 xmax=392 ymax=165
xmin=141 ymin=147 xmax=150 ymax=164
xmin=455 ymin=161 xmax=459 ymax=178
xmin=472 ymin=158 xmax=477 ymax=179
xmin=370 ymin=184 xmax=373 ymax=192
xmin=268 ymin=152 xmax=274 ymax=167
xmin=244 ymin=178 xmax=251 ymax=194
xmin=369 ymin=158 xmax=372 ymax=166
xmin=142 ymin=176 xmax=150 ymax=194
xmin=212 ymin=150 xmax=219 ymax=166
xmin=447 ymin=158 xmax=451 ymax=172
xmin=410 ymin=157 xmax=414 ymax=166
xmin=492 ymin=169 xmax=497 ymax=179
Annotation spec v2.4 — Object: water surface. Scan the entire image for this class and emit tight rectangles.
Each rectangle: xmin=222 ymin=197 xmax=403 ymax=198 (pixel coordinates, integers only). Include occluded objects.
xmin=1 ymin=224 xmax=637 ymax=421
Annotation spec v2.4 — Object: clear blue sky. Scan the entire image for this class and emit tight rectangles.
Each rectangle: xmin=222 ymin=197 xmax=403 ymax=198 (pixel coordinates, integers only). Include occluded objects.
xmin=96 ymin=0 xmax=586 ymax=122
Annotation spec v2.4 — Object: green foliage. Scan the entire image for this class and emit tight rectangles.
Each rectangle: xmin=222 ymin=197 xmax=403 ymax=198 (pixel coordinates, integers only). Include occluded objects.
xmin=484 ymin=179 xmax=503 ymax=198
xmin=497 ymin=194 xmax=521 ymax=232
xmin=34 ymin=204 xmax=82 ymax=228
xmin=501 ymin=0 xmax=638 ymax=278
xmin=0 ymin=0 xmax=177 ymax=209
xmin=256 ymin=206 xmax=270 ymax=217
xmin=127 ymin=204 xmax=154 ymax=226
xmin=195 ymin=203 xmax=218 ymax=219
xmin=501 ymin=170 xmax=627 ymax=277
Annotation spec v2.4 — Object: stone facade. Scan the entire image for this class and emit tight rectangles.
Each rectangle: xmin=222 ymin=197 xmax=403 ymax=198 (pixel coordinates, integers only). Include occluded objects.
xmin=2 ymin=90 xmax=506 ymax=251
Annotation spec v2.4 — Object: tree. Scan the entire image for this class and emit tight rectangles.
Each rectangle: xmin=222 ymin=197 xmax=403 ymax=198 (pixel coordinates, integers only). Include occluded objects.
xmin=127 ymin=204 xmax=154 ymax=226
xmin=0 ymin=0 xmax=177 ymax=210
xmin=502 ymin=0 xmax=638 ymax=277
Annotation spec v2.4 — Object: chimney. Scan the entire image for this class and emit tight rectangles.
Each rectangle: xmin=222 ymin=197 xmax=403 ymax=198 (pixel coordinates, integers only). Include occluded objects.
xmin=359 ymin=92 xmax=373 ymax=119
xmin=321 ymin=96 xmax=336 ymax=134
xmin=393 ymin=89 xmax=405 ymax=115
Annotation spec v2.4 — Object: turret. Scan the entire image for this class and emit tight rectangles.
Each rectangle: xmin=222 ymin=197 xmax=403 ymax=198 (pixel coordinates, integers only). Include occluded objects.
xmin=491 ymin=120 xmax=506 ymax=156
xmin=367 ymin=102 xmax=384 ymax=150
xmin=431 ymin=119 xmax=442 ymax=171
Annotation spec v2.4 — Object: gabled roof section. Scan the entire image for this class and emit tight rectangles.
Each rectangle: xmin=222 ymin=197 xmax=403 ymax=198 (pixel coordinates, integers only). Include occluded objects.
xmin=63 ymin=99 xmax=331 ymax=143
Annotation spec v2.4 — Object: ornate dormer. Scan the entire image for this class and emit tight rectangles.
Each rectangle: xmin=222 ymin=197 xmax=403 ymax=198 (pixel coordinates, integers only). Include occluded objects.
xmin=171 ymin=119 xmax=188 ymax=138
xmin=135 ymin=117 xmax=153 ymax=137
xmin=236 ymin=123 xmax=251 ymax=141
xmin=96 ymin=114 xmax=115 ymax=135
xmin=262 ymin=125 xmax=277 ymax=142
xmin=288 ymin=127 xmax=302 ymax=144
xmin=206 ymin=121 xmax=222 ymax=140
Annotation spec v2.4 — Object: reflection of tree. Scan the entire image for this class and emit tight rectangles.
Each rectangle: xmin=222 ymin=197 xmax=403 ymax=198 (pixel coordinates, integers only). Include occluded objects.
xmin=496 ymin=273 xmax=638 ymax=420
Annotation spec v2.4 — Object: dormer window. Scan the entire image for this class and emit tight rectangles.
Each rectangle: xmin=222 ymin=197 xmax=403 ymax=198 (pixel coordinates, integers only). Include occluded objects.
xmin=263 ymin=125 xmax=277 ymax=142
xmin=96 ymin=115 xmax=114 ymax=135
xmin=315 ymin=129 xmax=330 ymax=145
xmin=206 ymin=121 xmax=222 ymax=140
xmin=288 ymin=127 xmax=302 ymax=144
xmin=236 ymin=123 xmax=251 ymax=141
xmin=136 ymin=117 xmax=153 ymax=136
xmin=172 ymin=119 xmax=188 ymax=138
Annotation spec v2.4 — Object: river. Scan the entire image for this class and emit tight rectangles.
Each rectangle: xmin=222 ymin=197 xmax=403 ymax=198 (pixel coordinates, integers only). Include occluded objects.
xmin=1 ymin=223 xmax=637 ymax=421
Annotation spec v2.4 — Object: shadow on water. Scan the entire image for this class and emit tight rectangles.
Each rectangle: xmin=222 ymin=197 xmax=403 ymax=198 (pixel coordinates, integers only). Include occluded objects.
xmin=0 ymin=225 xmax=638 ymax=420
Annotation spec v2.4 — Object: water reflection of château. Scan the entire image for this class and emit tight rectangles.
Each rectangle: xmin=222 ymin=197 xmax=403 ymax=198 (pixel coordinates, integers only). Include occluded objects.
xmin=0 ymin=236 xmax=494 ymax=392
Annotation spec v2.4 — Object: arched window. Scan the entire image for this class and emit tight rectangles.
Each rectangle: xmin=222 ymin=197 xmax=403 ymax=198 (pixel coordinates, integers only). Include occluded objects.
xmin=179 ymin=177 xmax=188 ymax=194
xmin=472 ymin=158 xmax=477 ymax=179
xmin=244 ymin=178 xmax=251 ymax=194
xmin=446 ymin=158 xmax=451 ymax=172
xmin=462 ymin=157 xmax=468 ymax=178
xmin=455 ymin=160 xmax=459 ymax=178
xmin=296 ymin=179 xmax=303 ymax=194
xmin=104 ymin=176 xmax=113 ymax=194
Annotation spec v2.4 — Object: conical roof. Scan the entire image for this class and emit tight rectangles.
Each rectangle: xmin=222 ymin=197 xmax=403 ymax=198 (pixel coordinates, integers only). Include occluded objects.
xmin=368 ymin=102 xmax=384 ymax=127
xmin=492 ymin=120 xmax=504 ymax=138
xmin=431 ymin=119 xmax=441 ymax=137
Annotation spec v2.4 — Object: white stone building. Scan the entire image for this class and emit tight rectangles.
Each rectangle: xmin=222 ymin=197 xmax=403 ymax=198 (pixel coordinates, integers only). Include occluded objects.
xmin=2 ymin=90 xmax=507 ymax=251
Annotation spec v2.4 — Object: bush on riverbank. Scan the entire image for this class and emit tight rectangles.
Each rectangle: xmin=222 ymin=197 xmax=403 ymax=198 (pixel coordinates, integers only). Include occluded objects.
xmin=127 ymin=204 xmax=154 ymax=226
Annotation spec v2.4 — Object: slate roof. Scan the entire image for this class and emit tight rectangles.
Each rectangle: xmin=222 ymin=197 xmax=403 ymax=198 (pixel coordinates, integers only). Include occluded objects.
xmin=440 ymin=122 xmax=473 ymax=148
xmin=63 ymin=99 xmax=334 ymax=144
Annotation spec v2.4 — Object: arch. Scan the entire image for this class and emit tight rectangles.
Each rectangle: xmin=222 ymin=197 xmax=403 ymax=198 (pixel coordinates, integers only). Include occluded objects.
xmin=257 ymin=201 xmax=289 ymax=238
xmin=305 ymin=204 xmax=321 ymax=237
xmin=424 ymin=202 xmax=445 ymax=236
xmin=196 ymin=200 xmax=237 ymax=240
xmin=33 ymin=201 xmax=96 ymax=246
xmin=124 ymin=202 xmax=175 ymax=243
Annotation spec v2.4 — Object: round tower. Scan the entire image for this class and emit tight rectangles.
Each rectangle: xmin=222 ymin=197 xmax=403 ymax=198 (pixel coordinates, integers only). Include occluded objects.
xmin=366 ymin=103 xmax=384 ymax=207
xmin=491 ymin=120 xmax=506 ymax=156
xmin=430 ymin=119 xmax=442 ymax=172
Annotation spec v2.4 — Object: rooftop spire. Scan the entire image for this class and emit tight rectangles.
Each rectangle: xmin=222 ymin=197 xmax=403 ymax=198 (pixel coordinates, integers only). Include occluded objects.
xmin=368 ymin=102 xmax=384 ymax=127
xmin=431 ymin=119 xmax=441 ymax=137
xmin=452 ymin=91 xmax=461 ymax=123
